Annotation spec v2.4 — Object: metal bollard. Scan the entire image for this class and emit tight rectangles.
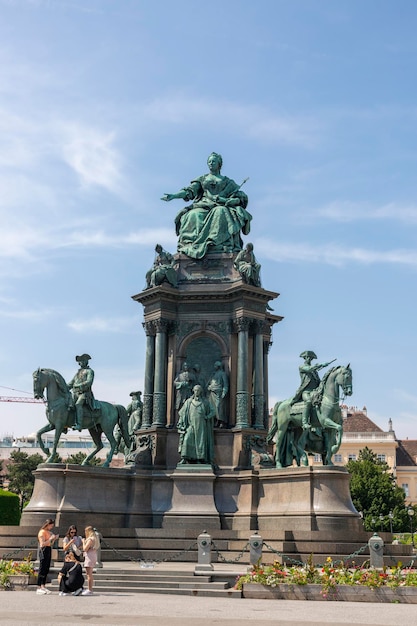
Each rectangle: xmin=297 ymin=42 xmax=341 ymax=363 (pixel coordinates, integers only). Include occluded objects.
xmin=195 ymin=530 xmax=213 ymax=573
xmin=249 ymin=531 xmax=263 ymax=565
xmin=369 ymin=532 xmax=384 ymax=569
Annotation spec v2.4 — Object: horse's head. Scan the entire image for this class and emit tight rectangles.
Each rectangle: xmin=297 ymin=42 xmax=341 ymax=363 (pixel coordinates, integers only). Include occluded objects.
xmin=336 ymin=364 xmax=352 ymax=397
xmin=33 ymin=368 xmax=45 ymax=399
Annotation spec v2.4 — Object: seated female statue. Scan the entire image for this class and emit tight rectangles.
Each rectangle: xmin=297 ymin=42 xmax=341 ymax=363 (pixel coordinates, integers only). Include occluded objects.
xmin=161 ymin=152 xmax=252 ymax=259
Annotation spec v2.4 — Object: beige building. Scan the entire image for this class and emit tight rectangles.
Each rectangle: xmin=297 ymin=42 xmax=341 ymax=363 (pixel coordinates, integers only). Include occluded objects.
xmin=310 ymin=406 xmax=417 ymax=505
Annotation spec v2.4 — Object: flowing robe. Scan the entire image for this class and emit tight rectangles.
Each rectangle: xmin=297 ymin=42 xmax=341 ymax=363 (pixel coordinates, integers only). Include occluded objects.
xmin=177 ymin=396 xmax=215 ymax=463
xmin=175 ymin=174 xmax=251 ymax=259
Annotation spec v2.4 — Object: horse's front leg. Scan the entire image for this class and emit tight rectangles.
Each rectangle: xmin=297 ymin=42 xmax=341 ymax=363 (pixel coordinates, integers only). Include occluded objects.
xmin=102 ymin=430 xmax=118 ymax=467
xmin=36 ymin=423 xmax=55 ymax=457
xmin=47 ymin=423 xmax=65 ymax=463
xmin=83 ymin=427 xmax=103 ymax=465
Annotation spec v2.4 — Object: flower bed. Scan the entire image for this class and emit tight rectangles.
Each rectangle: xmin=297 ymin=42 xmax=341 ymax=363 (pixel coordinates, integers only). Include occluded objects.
xmin=236 ymin=558 xmax=417 ymax=603
xmin=0 ymin=557 xmax=36 ymax=590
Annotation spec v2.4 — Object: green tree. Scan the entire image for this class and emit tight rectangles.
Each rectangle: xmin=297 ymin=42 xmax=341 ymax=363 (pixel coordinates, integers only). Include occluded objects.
xmin=6 ymin=451 xmax=44 ymax=511
xmin=65 ymin=451 xmax=101 ymax=466
xmin=347 ymin=447 xmax=410 ymax=532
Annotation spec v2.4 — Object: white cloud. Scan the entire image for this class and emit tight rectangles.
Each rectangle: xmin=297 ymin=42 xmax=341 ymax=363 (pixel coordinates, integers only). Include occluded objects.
xmin=142 ymin=95 xmax=319 ymax=147
xmin=60 ymin=124 xmax=124 ymax=194
xmin=67 ymin=316 xmax=137 ymax=334
xmin=257 ymin=239 xmax=417 ymax=268
xmin=0 ymin=305 xmax=54 ymax=320
xmin=59 ymin=228 xmax=176 ymax=249
xmin=317 ymin=201 xmax=417 ymax=224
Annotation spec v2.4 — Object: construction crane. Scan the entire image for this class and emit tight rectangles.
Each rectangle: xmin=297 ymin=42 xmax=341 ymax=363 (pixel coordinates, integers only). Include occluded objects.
xmin=0 ymin=386 xmax=44 ymax=404
xmin=0 ymin=396 xmax=44 ymax=403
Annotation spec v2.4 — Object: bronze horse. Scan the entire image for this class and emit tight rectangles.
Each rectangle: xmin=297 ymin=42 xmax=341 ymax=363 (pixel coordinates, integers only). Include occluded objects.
xmin=267 ymin=364 xmax=352 ymax=468
xmin=33 ymin=367 xmax=130 ymax=467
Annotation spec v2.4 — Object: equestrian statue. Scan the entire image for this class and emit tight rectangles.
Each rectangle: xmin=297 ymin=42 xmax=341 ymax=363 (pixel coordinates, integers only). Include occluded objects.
xmin=33 ymin=355 xmax=130 ymax=467
xmin=267 ymin=351 xmax=352 ymax=468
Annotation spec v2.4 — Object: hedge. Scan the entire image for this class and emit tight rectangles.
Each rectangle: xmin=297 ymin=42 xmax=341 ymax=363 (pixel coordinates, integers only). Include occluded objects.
xmin=0 ymin=489 xmax=20 ymax=525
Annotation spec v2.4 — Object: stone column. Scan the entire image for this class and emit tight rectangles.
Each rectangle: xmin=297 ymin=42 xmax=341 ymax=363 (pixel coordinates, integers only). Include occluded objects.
xmin=235 ymin=317 xmax=251 ymax=428
xmin=252 ymin=320 xmax=264 ymax=430
xmin=263 ymin=338 xmax=272 ymax=429
xmin=153 ymin=318 xmax=169 ymax=427
xmin=142 ymin=321 xmax=155 ymax=429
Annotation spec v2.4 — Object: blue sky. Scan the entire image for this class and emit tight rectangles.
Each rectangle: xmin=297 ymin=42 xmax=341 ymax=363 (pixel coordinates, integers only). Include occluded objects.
xmin=1 ymin=0 xmax=416 ymax=440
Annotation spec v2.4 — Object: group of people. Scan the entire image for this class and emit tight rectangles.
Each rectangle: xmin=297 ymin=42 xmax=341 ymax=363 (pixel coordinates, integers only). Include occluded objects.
xmin=36 ymin=518 xmax=100 ymax=596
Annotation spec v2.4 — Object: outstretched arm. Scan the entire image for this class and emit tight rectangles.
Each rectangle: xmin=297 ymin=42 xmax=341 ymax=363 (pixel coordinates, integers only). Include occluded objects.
xmin=161 ymin=190 xmax=188 ymax=202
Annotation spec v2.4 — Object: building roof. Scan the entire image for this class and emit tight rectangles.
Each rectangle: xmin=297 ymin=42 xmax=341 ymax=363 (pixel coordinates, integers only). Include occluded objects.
xmin=396 ymin=440 xmax=417 ymax=467
xmin=343 ymin=411 xmax=384 ymax=433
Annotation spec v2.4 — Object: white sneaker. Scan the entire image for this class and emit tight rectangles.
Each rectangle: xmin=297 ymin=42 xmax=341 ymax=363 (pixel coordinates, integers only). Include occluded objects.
xmin=73 ymin=588 xmax=83 ymax=596
xmin=59 ymin=592 xmax=69 ymax=596
xmin=81 ymin=589 xmax=93 ymax=595
xmin=36 ymin=588 xmax=47 ymax=595
xmin=44 ymin=588 xmax=52 ymax=594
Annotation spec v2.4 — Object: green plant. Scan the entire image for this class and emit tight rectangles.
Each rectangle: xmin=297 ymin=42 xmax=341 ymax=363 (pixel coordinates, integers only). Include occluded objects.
xmin=6 ymin=451 xmax=45 ymax=511
xmin=234 ymin=558 xmax=417 ymax=596
xmin=0 ymin=489 xmax=20 ymax=524
xmin=0 ymin=556 xmax=35 ymax=588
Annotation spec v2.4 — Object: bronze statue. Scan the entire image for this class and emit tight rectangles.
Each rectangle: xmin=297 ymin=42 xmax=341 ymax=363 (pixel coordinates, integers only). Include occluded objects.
xmin=161 ymin=152 xmax=252 ymax=259
xmin=33 ymin=367 xmax=130 ymax=466
xmin=67 ymin=354 xmax=96 ymax=432
xmin=193 ymin=363 xmax=206 ymax=394
xmin=127 ymin=391 xmax=143 ymax=432
xmin=177 ymin=385 xmax=215 ymax=465
xmin=145 ymin=244 xmax=177 ymax=289
xmin=233 ymin=243 xmax=261 ymax=286
xmin=207 ymin=361 xmax=229 ymax=428
xmin=267 ymin=363 xmax=352 ymax=468
xmin=174 ymin=362 xmax=195 ymax=412
xmin=290 ymin=351 xmax=335 ymax=430
xmin=115 ymin=391 xmax=143 ymax=458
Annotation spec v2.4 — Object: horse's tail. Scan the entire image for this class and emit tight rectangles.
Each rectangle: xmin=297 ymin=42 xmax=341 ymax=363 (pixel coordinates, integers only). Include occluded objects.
xmin=116 ymin=405 xmax=131 ymax=449
xmin=266 ymin=401 xmax=281 ymax=443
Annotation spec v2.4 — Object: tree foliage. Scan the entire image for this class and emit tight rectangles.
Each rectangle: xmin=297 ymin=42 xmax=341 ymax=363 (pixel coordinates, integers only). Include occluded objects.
xmin=65 ymin=451 xmax=101 ymax=466
xmin=347 ymin=447 xmax=412 ymax=532
xmin=6 ymin=451 xmax=44 ymax=511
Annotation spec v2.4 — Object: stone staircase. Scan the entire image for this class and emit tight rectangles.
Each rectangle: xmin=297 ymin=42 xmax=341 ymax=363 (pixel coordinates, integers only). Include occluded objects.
xmin=48 ymin=566 xmax=242 ymax=597
xmin=0 ymin=525 xmax=414 ymax=571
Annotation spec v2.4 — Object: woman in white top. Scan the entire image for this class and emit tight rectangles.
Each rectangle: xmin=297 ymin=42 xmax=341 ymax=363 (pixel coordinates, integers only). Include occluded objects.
xmin=62 ymin=524 xmax=83 ymax=561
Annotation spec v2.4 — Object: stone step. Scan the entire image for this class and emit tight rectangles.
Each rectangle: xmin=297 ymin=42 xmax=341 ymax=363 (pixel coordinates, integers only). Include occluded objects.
xmin=83 ymin=573 xmax=211 ymax=582
xmin=50 ymin=583 xmax=241 ymax=597
xmin=51 ymin=578 xmax=230 ymax=590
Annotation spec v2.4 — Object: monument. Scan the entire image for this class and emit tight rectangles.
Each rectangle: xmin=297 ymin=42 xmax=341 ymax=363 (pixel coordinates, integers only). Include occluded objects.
xmin=22 ymin=152 xmax=362 ymax=539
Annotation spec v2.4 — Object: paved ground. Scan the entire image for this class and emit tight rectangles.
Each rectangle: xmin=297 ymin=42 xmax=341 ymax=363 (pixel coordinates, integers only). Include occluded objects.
xmin=2 ymin=562 xmax=416 ymax=626
xmin=2 ymin=589 xmax=417 ymax=626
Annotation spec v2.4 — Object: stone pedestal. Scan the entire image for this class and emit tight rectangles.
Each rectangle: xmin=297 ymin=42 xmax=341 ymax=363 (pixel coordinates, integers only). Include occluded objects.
xmin=159 ymin=466 xmax=220 ymax=529
xmin=20 ymin=464 xmax=153 ymax=529
xmin=132 ymin=253 xmax=281 ymax=431
xmin=257 ymin=465 xmax=362 ymax=532
xmin=22 ymin=463 xmax=362 ymax=537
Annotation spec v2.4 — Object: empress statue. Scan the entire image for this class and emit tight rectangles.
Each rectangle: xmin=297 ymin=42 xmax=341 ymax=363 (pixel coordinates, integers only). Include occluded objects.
xmin=161 ymin=152 xmax=252 ymax=259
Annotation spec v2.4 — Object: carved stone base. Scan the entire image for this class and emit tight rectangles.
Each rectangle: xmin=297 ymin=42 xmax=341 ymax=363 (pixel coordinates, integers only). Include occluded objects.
xmin=257 ymin=465 xmax=362 ymax=532
xmin=20 ymin=464 xmax=153 ymax=529
xmin=158 ymin=466 xmax=220 ymax=529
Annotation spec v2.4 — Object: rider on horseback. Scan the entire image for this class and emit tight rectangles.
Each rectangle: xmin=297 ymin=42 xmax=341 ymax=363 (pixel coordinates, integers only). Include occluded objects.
xmin=290 ymin=351 xmax=335 ymax=432
xmin=67 ymin=354 xmax=95 ymax=432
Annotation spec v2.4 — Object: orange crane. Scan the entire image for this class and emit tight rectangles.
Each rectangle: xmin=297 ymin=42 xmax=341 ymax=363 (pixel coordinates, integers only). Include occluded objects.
xmin=0 ymin=386 xmax=44 ymax=404
xmin=0 ymin=396 xmax=44 ymax=403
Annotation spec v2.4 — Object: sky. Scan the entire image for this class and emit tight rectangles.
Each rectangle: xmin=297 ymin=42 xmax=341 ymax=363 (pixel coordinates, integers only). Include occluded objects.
xmin=0 ymin=0 xmax=416 ymax=441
